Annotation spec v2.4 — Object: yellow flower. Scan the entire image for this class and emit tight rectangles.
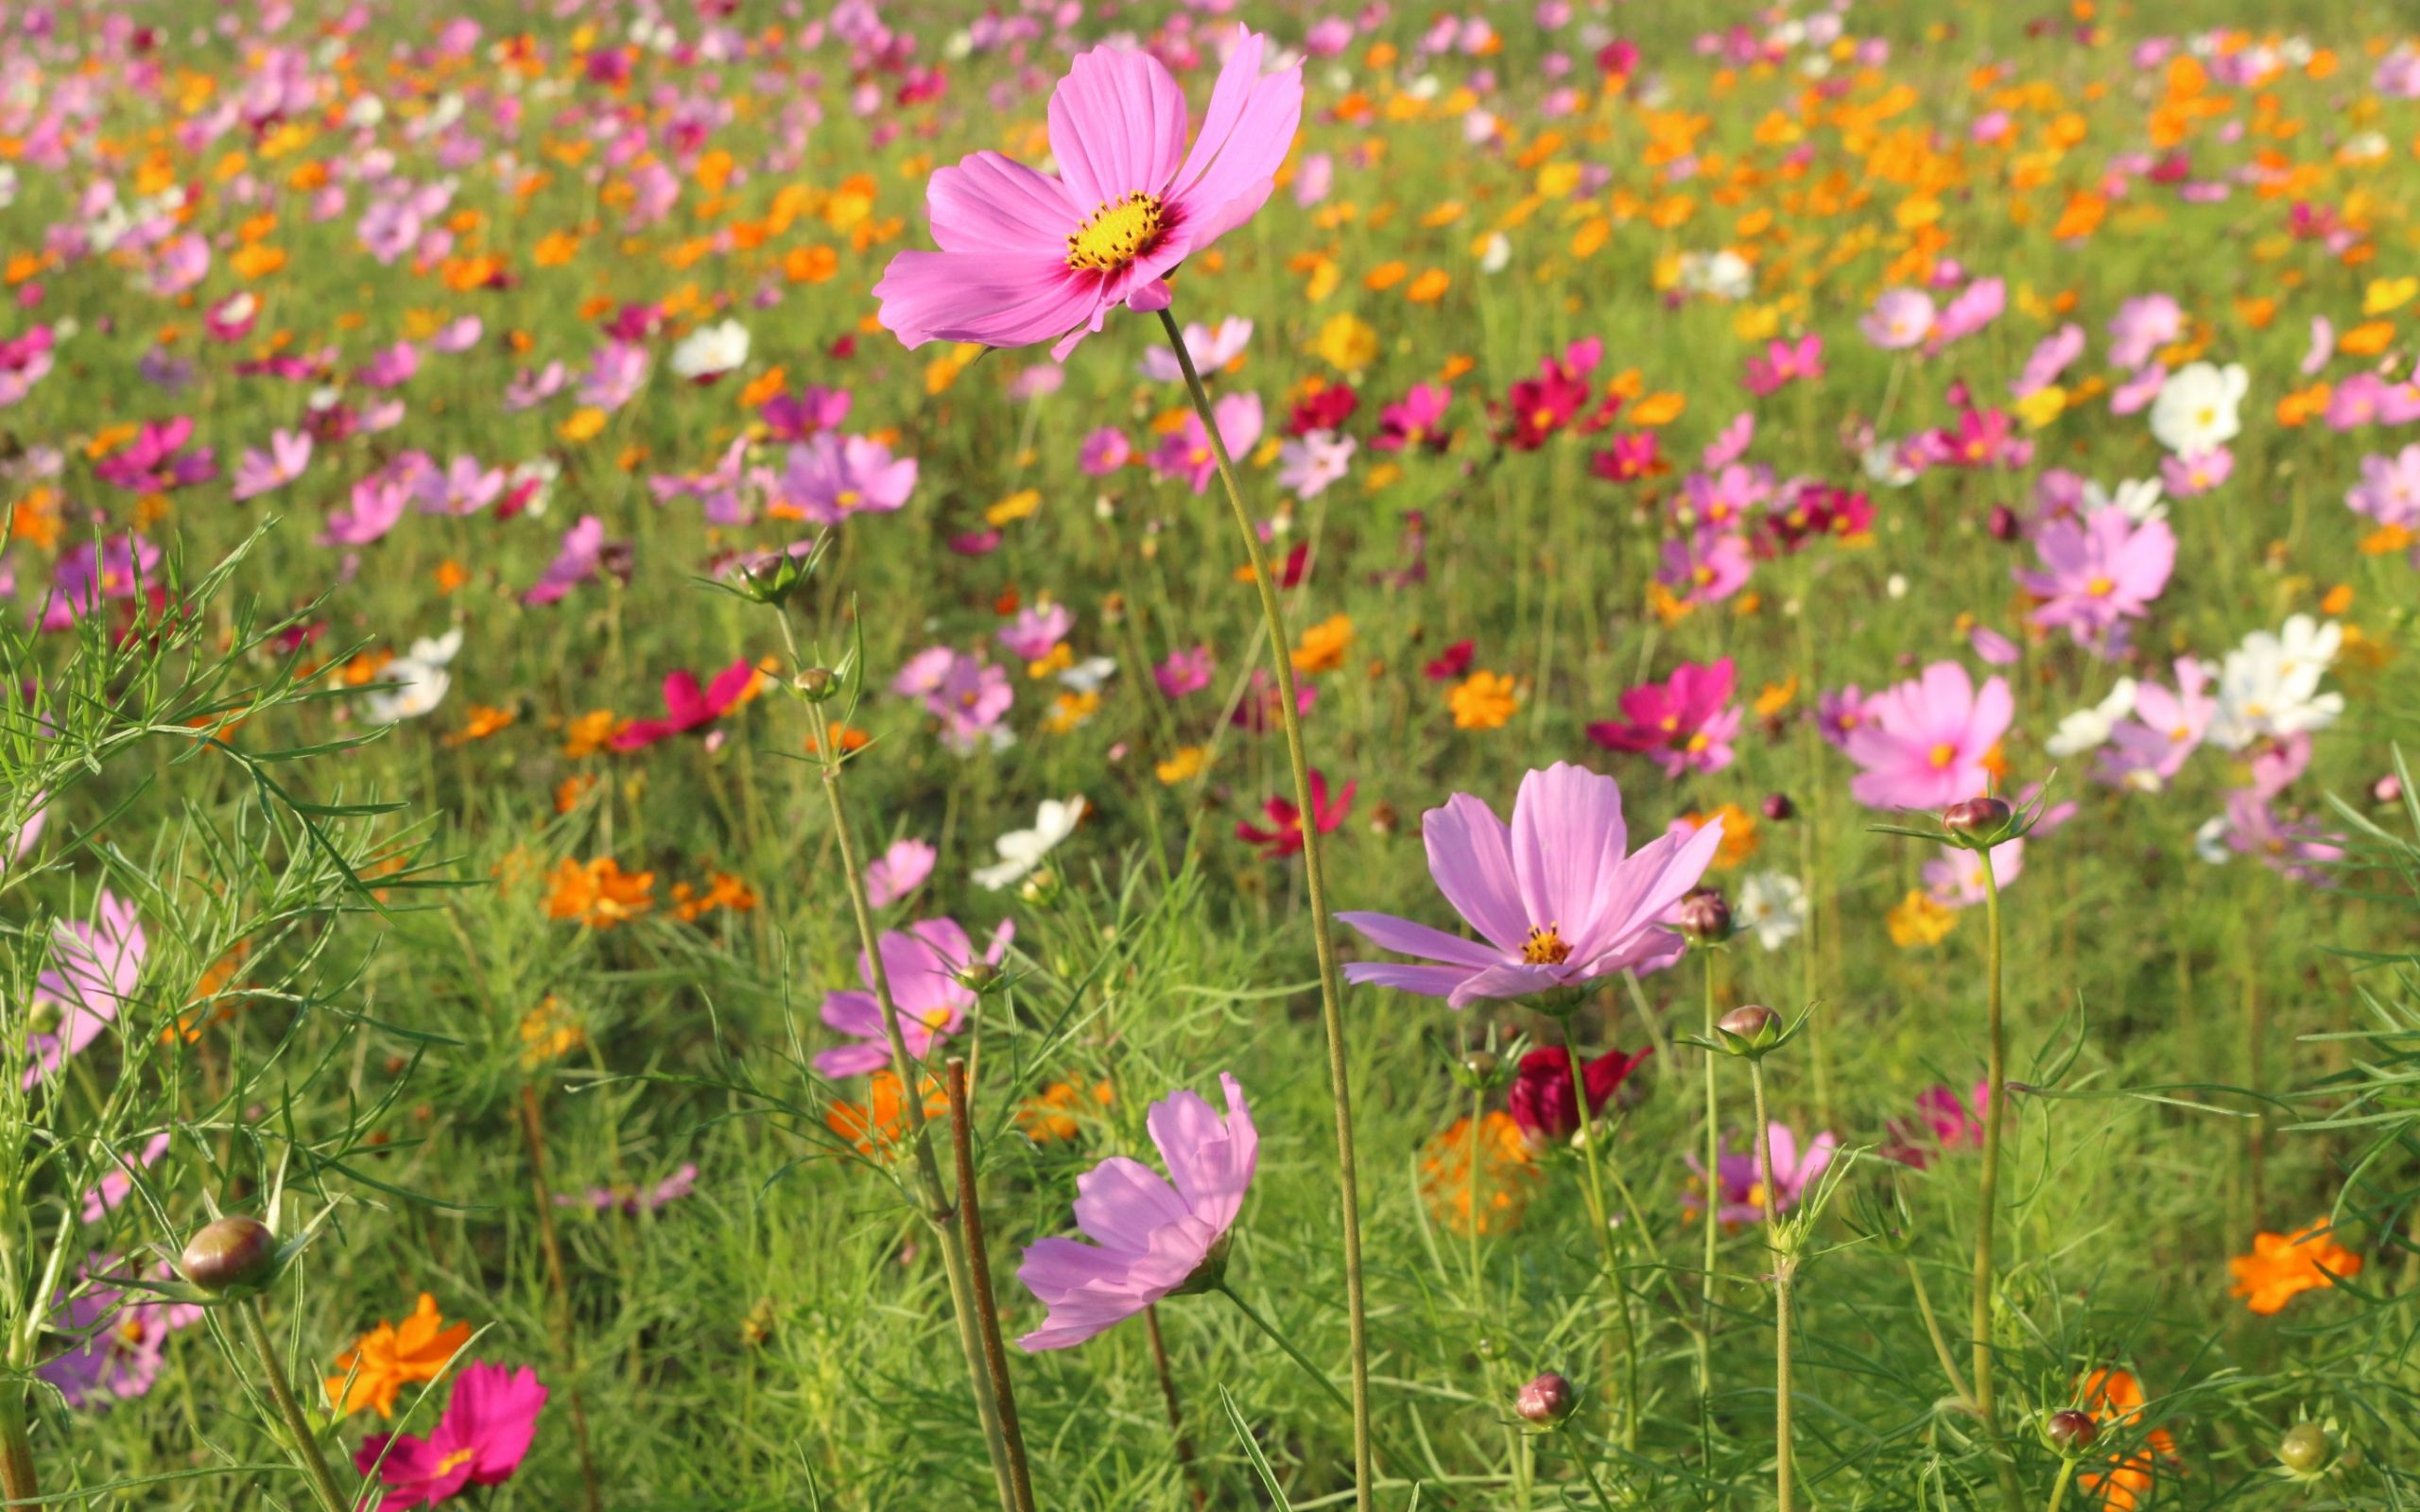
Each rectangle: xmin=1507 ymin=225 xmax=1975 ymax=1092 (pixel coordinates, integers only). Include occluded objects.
xmin=1886 ymin=889 xmax=1958 ymax=948
xmin=1314 ymin=313 xmax=1379 ymax=373
xmin=519 ymin=996 xmax=587 ymax=1068
xmin=1155 ymin=746 xmax=1207 ymax=784
xmin=1045 ymin=690 xmax=1100 ymax=733
xmin=1448 ymin=670 xmax=1519 ymax=730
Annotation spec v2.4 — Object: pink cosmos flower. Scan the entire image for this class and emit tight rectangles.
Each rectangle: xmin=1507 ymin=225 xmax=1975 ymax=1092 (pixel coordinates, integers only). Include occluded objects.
xmin=320 ymin=472 xmax=412 ymax=547
xmin=2204 ymin=790 xmax=2342 ymax=885
xmin=2013 ymin=504 xmax=2175 ymax=651
xmin=2158 ymin=446 xmax=2233 ymax=498
xmin=28 ymin=889 xmax=146 ymax=1090
xmin=2012 ymin=324 xmax=2083 ymax=398
xmin=1654 ymin=527 xmax=1752 ymax=608
xmin=1236 ymin=769 xmax=1355 ymax=858
xmin=1016 ymin=1074 xmax=1256 ymax=1350
xmin=232 ymin=429 xmax=312 ymax=502
xmin=1154 ymin=645 xmax=1214 ymax=698
xmin=523 ymin=516 xmax=609 ymax=607
xmin=649 ymin=438 xmax=757 ymax=526
xmin=874 ymin=32 xmax=1303 ymax=360
xmin=1150 ymin=391 xmax=1262 ymax=493
xmin=1745 ymin=334 xmax=1823 ymax=396
xmin=1374 ymin=383 xmax=1453 ymax=452
xmin=1586 ymin=658 xmax=1742 ymax=775
xmin=1336 ymin=763 xmax=1722 ymax=1008
xmin=413 ymin=455 xmax=505 ymax=517
xmin=2098 ymin=657 xmax=2214 ymax=791
xmin=1921 ymin=841 xmax=2023 ymax=907
xmin=864 ymin=838 xmax=938 ymax=909
xmin=1927 ymin=276 xmax=2005 ymax=349
xmin=814 ymin=918 xmax=1014 ymax=1078
xmin=579 ymin=341 xmax=650 ymax=411
xmin=1860 ymin=288 xmax=1934 ymax=350
xmin=35 ymin=535 xmax=162 ymax=630
xmin=1883 ymin=1082 xmax=1990 ymax=1168
xmin=354 ymin=1362 xmax=546 ymax=1511
xmin=894 ymin=647 xmax=1015 ymax=752
xmin=1079 ymin=427 xmax=1132 ymax=474
xmin=998 ymin=604 xmax=1074 ymax=662
xmin=504 ymin=363 xmax=566 ymax=412
xmin=1702 ymin=411 xmax=1755 ymax=469
xmin=1841 ymin=662 xmax=2013 ymax=810
xmin=2347 ymin=445 xmax=2420 ymax=528
xmin=2109 ymin=363 xmax=2168 ymax=415
xmin=79 ymin=1131 xmax=172 ymax=1225
xmin=557 ymin=1164 xmax=698 ymax=1215
xmin=1139 ymin=316 xmax=1253 ymax=382
xmin=2108 ymin=293 xmax=2181 ymax=369
xmin=1685 ymin=1123 xmax=1838 ymax=1227
xmin=782 ymin=433 xmax=918 ymax=524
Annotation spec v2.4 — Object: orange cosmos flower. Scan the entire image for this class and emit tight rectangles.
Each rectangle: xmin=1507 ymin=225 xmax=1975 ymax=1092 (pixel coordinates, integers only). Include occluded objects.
xmin=325 ymin=1294 xmax=473 ymax=1419
xmin=544 ymin=857 xmax=654 ymax=928
xmin=827 ymin=1071 xmax=948 ymax=1160
xmin=2228 ymin=1219 xmax=2361 ymax=1315
xmin=1418 ymin=1111 xmax=1542 ymax=1237
xmin=1016 ymin=1079 xmax=1114 ymax=1142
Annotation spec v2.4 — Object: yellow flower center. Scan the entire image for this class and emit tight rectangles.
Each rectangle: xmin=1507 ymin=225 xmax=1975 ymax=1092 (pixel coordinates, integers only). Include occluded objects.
xmin=1522 ymin=924 xmax=1571 ymax=966
xmin=1065 ymin=191 xmax=1165 ymax=273
xmin=2086 ymin=574 xmax=2116 ymax=597
xmin=922 ymin=1006 xmax=953 ymax=1031
xmin=836 ymin=488 xmax=861 ymax=510
xmin=438 ymin=1448 xmax=477 ymax=1475
xmin=1927 ymin=742 xmax=1956 ymax=768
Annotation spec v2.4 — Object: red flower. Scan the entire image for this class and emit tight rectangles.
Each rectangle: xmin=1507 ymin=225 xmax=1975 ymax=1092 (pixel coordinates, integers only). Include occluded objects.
xmin=1424 ymin=640 xmax=1476 ymax=681
xmin=1508 ymin=1045 xmax=1651 ymax=1148
xmin=1236 ymin=768 xmax=1356 ymax=858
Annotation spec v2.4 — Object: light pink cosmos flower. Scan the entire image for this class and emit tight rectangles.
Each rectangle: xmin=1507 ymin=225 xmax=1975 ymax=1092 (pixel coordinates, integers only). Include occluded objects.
xmin=1336 ymin=763 xmax=1722 ymax=1008
xmin=1655 ymin=527 xmax=1752 ymax=608
xmin=2347 ymin=445 xmax=2420 ymax=528
xmin=864 ymin=838 xmax=938 ymax=909
xmin=1842 ymin=662 xmax=2013 ymax=810
xmin=1016 ymin=1074 xmax=1256 ymax=1350
xmin=524 ymin=516 xmax=608 ymax=607
xmin=2012 ymin=323 xmax=2083 ymax=398
xmin=1139 ymin=316 xmax=1253 ymax=382
xmin=1685 ymin=1123 xmax=1838 ymax=1227
xmin=1860 ymin=288 xmax=1934 ymax=350
xmin=29 ymin=889 xmax=146 ymax=1090
xmin=997 ymin=604 xmax=1073 ymax=662
xmin=557 ymin=1164 xmax=699 ymax=1215
xmin=874 ymin=32 xmax=1303 ymax=359
xmin=1922 ymin=840 xmax=2022 ymax=907
xmin=1277 ymin=429 xmax=1355 ymax=498
xmin=320 ymin=471 xmax=413 ymax=547
xmin=505 ymin=362 xmax=566 ymax=412
xmin=232 ymin=429 xmax=312 ymax=501
xmin=2160 ymin=447 xmax=2233 ymax=498
xmin=2108 ymin=293 xmax=2182 ymax=369
xmin=1149 ymin=391 xmax=1261 ymax=493
xmin=782 ymin=433 xmax=918 ymax=524
xmin=813 ymin=918 xmax=1013 ymax=1079
xmin=1079 ymin=427 xmax=1132 ymax=474
xmin=2013 ymin=504 xmax=2175 ymax=651
xmin=579 ymin=341 xmax=649 ymax=411
xmin=2098 ymin=657 xmax=2214 ymax=791
xmin=1155 ymin=645 xmax=1214 ymax=697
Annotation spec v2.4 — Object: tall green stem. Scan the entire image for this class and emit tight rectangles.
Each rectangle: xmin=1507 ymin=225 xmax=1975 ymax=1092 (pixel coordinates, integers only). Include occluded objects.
xmin=1159 ymin=306 xmax=1372 ymax=1508
xmin=1750 ymin=1063 xmax=1793 ymax=1512
xmin=943 ymin=1058 xmax=1038 ymax=1512
xmin=1976 ymin=857 xmax=2025 ymax=1512
xmin=2046 ymin=1457 xmax=2078 ymax=1512
xmin=0 ymin=1380 xmax=37 ymax=1506
xmin=804 ymin=696 xmax=1020 ymax=1512
xmin=1218 ymin=1283 xmax=1419 ymax=1494
xmin=236 ymin=1298 xmax=348 ymax=1512
xmin=1697 ymin=948 xmax=1720 ymax=1381
xmin=1557 ymin=1018 xmax=1637 ymax=1452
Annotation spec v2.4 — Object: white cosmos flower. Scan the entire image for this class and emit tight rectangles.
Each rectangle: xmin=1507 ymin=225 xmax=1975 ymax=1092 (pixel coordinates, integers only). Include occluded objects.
xmin=1478 ymin=232 xmax=1512 ymax=274
xmin=2044 ymin=679 xmax=2138 ymax=758
xmin=2207 ymin=615 xmax=2342 ymax=750
xmin=670 ymin=319 xmax=751 ymax=381
xmin=973 ymin=798 xmax=1086 ymax=892
xmin=1734 ymin=871 xmax=1806 ymax=952
xmin=2084 ymin=476 xmax=2166 ymax=524
xmin=1057 ymin=657 xmax=1117 ymax=695
xmin=2148 ymin=361 xmax=2247 ymax=455
xmin=364 ymin=628 xmax=463 ymax=724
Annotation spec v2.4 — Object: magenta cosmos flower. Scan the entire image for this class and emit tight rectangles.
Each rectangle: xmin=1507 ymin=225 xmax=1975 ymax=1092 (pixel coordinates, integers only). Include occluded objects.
xmin=28 ymin=889 xmax=146 ymax=1090
xmin=874 ymin=32 xmax=1303 ymax=359
xmin=813 ymin=918 xmax=1013 ymax=1078
xmin=1841 ymin=662 xmax=2013 ymax=811
xmin=1017 ymin=1074 xmax=1256 ymax=1350
xmin=1586 ymin=658 xmax=1742 ymax=775
xmin=1336 ymin=763 xmax=1723 ymax=1009
xmin=354 ymin=1361 xmax=546 ymax=1510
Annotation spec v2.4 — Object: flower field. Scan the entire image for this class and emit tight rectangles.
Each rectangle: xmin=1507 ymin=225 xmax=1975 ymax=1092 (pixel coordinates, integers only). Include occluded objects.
xmin=5 ymin=1 xmax=2420 ymax=1508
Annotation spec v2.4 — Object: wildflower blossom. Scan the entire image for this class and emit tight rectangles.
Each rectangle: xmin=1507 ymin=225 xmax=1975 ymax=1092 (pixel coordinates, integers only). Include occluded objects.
xmin=813 ymin=918 xmax=1012 ymax=1078
xmin=2228 ymin=1221 xmax=2362 ymax=1315
xmin=327 ymin=1294 xmax=474 ymax=1419
xmin=354 ymin=1362 xmax=546 ymax=1511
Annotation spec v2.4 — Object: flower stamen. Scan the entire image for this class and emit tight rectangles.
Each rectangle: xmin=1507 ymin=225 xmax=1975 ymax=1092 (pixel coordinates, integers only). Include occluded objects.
xmin=1065 ymin=192 xmax=1166 ymax=273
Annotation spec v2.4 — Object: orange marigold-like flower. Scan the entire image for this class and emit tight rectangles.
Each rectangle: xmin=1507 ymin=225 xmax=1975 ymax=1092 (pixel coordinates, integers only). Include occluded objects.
xmin=1418 ymin=1111 xmax=1543 ymax=1237
xmin=544 ymin=857 xmax=654 ymax=928
xmin=2228 ymin=1220 xmax=2361 ymax=1316
xmin=1016 ymin=1079 xmax=1114 ymax=1143
xmin=324 ymin=1294 xmax=473 ymax=1419
xmin=828 ymin=1071 xmax=948 ymax=1160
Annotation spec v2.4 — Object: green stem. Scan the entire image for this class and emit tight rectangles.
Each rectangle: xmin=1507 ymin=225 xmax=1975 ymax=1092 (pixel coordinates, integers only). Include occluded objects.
xmin=1465 ymin=1083 xmax=1485 ymax=1302
xmin=2046 ymin=1457 xmax=2077 ymax=1512
xmin=1976 ymin=856 xmax=2026 ymax=1512
xmin=1903 ymin=1258 xmax=1973 ymax=1406
xmin=1697 ymin=946 xmax=1721 ymax=1476
xmin=1751 ymin=1063 xmax=1793 ymax=1512
xmin=1558 ymin=1017 xmax=1638 ymax=1452
xmin=236 ymin=1298 xmax=348 ymax=1512
xmin=804 ymin=696 xmax=1020 ymax=1512
xmin=1552 ymin=1422 xmax=1621 ymax=1512
xmin=0 ymin=1381 xmax=36 ymax=1507
xmin=1160 ymin=305 xmax=1372 ymax=1510
xmin=1219 ymin=1282 xmax=1419 ymax=1492
xmin=943 ymin=1059 xmax=1039 ymax=1512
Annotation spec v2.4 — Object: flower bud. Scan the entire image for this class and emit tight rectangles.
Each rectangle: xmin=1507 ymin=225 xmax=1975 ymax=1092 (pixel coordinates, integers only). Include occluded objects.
xmin=1760 ymin=792 xmax=1794 ymax=822
xmin=1675 ymin=889 xmax=1732 ymax=945
xmin=1719 ymin=1005 xmax=1776 ymax=1039
xmin=1942 ymin=796 xmax=2014 ymax=848
xmin=2046 ymin=1410 xmax=2099 ymax=1453
xmin=795 ymin=667 xmax=837 ymax=702
xmin=1987 ymin=504 xmax=2022 ymax=541
xmin=1515 ymin=1371 xmax=1576 ymax=1426
xmin=180 ymin=1215 xmax=279 ymax=1294
xmin=2276 ymin=1421 xmax=2333 ymax=1477
xmin=1461 ymin=1050 xmax=1498 ymax=1082
xmin=954 ymin=960 xmax=1004 ymax=995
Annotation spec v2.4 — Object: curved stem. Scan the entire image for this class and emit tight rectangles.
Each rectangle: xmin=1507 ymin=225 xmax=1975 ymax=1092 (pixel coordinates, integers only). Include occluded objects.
xmin=1219 ymin=1282 xmax=1422 ymax=1495
xmin=805 ymin=697 xmax=1019 ymax=1512
xmin=236 ymin=1298 xmax=348 ymax=1512
xmin=1903 ymin=1258 xmax=1973 ymax=1407
xmin=2046 ymin=1457 xmax=2078 ymax=1512
xmin=1558 ymin=1017 xmax=1637 ymax=1452
xmin=1160 ymin=306 xmax=1372 ymax=1509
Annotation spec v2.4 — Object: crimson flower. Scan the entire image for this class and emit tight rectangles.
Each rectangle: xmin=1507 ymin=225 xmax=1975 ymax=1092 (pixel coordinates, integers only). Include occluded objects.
xmin=1508 ymin=1045 xmax=1651 ymax=1148
xmin=1236 ymin=768 xmax=1354 ymax=857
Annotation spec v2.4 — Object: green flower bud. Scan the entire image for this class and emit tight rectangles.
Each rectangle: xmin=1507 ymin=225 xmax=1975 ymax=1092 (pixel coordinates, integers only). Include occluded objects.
xmin=181 ymin=1216 xmax=280 ymax=1295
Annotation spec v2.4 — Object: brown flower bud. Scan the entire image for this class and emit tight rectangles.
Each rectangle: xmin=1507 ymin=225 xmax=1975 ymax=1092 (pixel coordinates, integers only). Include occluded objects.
xmin=1514 ymin=1371 xmax=1576 ymax=1426
xmin=180 ymin=1216 xmax=279 ymax=1294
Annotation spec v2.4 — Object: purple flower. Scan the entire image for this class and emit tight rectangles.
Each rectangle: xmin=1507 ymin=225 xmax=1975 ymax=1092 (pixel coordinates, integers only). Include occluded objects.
xmin=997 ymin=603 xmax=1073 ymax=662
xmin=1149 ymin=392 xmax=1261 ymax=494
xmin=1079 ymin=427 xmax=1132 ymax=474
xmin=1336 ymin=763 xmax=1722 ymax=1009
xmin=413 ymin=455 xmax=506 ymax=517
xmin=37 ymin=1279 xmax=194 ymax=1408
xmin=781 ymin=433 xmax=918 ymax=524
xmin=557 ymin=1163 xmax=699 ymax=1215
xmin=2346 ymin=444 xmax=2420 ymax=528
xmin=29 ymin=889 xmax=146 ymax=1088
xmin=813 ymin=918 xmax=1013 ymax=1078
xmin=761 ymin=386 xmax=852 ymax=440
xmin=1016 ymin=1074 xmax=1256 ymax=1350
xmin=579 ymin=341 xmax=650 ymax=412
xmin=524 ymin=516 xmax=610 ymax=607
xmin=232 ymin=429 xmax=312 ymax=502
xmin=36 ymin=535 xmax=162 ymax=631
xmin=2012 ymin=504 xmax=2175 ymax=651
xmin=1685 ymin=1123 xmax=1838 ymax=1227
